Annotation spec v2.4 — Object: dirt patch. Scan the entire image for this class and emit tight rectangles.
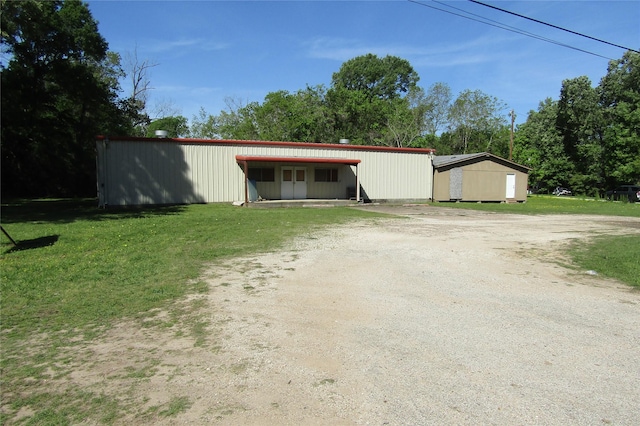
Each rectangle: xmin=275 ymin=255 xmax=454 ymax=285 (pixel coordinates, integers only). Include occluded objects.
xmin=9 ymin=208 xmax=640 ymax=424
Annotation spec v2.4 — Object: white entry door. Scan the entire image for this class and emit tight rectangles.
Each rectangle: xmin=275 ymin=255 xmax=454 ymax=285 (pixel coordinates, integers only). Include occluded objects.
xmin=281 ymin=167 xmax=307 ymax=200
xmin=506 ymin=173 xmax=516 ymax=199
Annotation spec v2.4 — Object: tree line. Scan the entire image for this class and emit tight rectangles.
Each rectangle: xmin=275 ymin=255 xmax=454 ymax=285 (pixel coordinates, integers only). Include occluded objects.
xmin=2 ymin=0 xmax=638 ymax=198
xmin=513 ymin=51 xmax=640 ymax=195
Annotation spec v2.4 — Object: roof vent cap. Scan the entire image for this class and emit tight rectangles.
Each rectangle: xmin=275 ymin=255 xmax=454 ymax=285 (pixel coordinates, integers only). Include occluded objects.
xmin=155 ymin=130 xmax=168 ymax=138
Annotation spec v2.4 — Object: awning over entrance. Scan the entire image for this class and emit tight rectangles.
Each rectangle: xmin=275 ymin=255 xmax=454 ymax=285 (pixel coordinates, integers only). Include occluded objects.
xmin=235 ymin=155 xmax=361 ymax=166
xmin=235 ymin=155 xmax=361 ymax=205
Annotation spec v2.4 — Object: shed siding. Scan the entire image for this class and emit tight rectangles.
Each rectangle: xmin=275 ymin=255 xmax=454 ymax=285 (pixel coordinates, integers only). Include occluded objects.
xmin=97 ymin=139 xmax=434 ymax=205
xmin=432 ymin=158 xmax=528 ymax=202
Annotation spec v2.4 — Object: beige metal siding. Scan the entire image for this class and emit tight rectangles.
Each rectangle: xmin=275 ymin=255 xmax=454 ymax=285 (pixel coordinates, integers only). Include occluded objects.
xmin=97 ymin=139 xmax=434 ymax=205
xmin=432 ymin=159 xmax=529 ymax=202
xmin=356 ymin=150 xmax=432 ymax=200
xmin=432 ymin=169 xmax=451 ymax=201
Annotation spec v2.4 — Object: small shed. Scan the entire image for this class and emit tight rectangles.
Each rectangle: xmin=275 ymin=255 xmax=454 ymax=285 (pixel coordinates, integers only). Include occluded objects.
xmin=432 ymin=153 xmax=529 ymax=202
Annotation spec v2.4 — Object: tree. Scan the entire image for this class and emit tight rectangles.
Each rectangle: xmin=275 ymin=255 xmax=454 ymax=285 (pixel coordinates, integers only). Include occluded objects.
xmin=557 ymin=76 xmax=604 ymax=195
xmin=598 ymin=50 xmax=640 ymax=188
xmin=190 ymin=107 xmax=219 ymax=139
xmin=330 ymin=53 xmax=418 ymax=100
xmin=328 ymin=54 xmax=420 ymax=145
xmin=423 ymin=82 xmax=452 ymax=135
xmin=513 ymin=98 xmax=572 ymax=193
xmin=1 ymin=0 xmax=129 ymax=197
xmin=122 ymin=47 xmax=156 ymax=135
xmin=446 ymin=89 xmax=507 ymax=154
xmin=385 ymin=87 xmax=429 ymax=147
xmin=146 ymin=116 xmax=189 ymax=138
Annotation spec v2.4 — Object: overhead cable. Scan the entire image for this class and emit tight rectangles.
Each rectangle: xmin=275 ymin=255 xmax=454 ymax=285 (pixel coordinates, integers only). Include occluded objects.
xmin=407 ymin=0 xmax=615 ymax=60
xmin=468 ymin=0 xmax=639 ymax=54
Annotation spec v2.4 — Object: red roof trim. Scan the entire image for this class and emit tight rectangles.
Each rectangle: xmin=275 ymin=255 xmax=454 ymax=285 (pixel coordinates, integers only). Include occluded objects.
xmin=96 ymin=136 xmax=435 ymax=154
xmin=236 ymin=155 xmax=361 ymax=165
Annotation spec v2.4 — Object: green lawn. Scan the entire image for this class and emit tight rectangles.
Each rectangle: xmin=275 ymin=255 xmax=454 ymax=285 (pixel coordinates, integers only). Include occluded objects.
xmin=429 ymin=194 xmax=640 ymax=217
xmin=0 ymin=200 xmax=384 ymax=338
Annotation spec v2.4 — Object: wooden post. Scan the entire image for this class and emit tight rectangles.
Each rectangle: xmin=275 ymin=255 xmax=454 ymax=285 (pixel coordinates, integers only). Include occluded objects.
xmin=509 ymin=109 xmax=515 ymax=161
xmin=356 ymin=164 xmax=360 ymax=202
xmin=1 ymin=226 xmax=17 ymax=246
xmin=242 ymin=160 xmax=249 ymax=207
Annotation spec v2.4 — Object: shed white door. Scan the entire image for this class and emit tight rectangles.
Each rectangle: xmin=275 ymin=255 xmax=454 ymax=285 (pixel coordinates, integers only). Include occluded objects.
xmin=506 ymin=173 xmax=516 ymax=199
xmin=281 ymin=167 xmax=307 ymax=200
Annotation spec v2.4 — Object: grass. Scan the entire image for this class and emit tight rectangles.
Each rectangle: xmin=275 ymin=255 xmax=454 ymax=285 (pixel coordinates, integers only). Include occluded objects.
xmin=0 ymin=199 xmax=385 ymax=425
xmin=0 ymin=199 xmax=382 ymax=337
xmin=429 ymin=194 xmax=640 ymax=217
xmin=568 ymin=234 xmax=640 ymax=288
xmin=0 ymin=196 xmax=638 ymax=424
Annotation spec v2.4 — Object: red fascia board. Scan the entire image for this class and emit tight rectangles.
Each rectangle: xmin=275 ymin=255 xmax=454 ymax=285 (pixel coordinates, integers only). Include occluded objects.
xmin=236 ymin=155 xmax=361 ymax=165
xmin=96 ymin=136 xmax=435 ymax=154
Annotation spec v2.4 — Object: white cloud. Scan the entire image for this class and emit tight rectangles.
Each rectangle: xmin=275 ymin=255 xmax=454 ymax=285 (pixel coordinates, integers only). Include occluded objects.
xmin=304 ymin=33 xmax=517 ymax=67
xmin=146 ymin=38 xmax=229 ymax=54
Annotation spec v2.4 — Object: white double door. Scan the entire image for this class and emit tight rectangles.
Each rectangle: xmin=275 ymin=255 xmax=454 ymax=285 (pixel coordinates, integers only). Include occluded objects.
xmin=281 ymin=167 xmax=307 ymax=200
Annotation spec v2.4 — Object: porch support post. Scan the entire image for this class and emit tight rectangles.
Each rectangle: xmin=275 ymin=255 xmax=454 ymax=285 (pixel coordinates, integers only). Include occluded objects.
xmin=356 ymin=164 xmax=360 ymax=202
xmin=242 ymin=160 xmax=249 ymax=207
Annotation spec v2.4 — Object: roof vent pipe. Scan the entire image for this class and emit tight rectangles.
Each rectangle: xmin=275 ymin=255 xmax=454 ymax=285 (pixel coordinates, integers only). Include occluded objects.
xmin=155 ymin=130 xmax=168 ymax=138
xmin=339 ymin=138 xmax=350 ymax=144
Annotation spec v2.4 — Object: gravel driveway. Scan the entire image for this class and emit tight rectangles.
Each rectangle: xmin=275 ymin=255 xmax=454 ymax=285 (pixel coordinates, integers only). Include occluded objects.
xmin=71 ymin=206 xmax=640 ymax=425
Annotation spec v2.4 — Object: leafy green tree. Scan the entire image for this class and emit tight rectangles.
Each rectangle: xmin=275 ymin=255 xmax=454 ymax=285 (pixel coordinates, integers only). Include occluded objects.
xmin=598 ymin=50 xmax=640 ymax=188
xmin=330 ymin=53 xmax=418 ymax=100
xmin=557 ymin=76 xmax=604 ymax=195
xmin=513 ymin=98 xmax=572 ymax=193
xmin=423 ymin=82 xmax=452 ymax=135
xmin=285 ymin=85 xmax=334 ymax=143
xmin=190 ymin=107 xmax=219 ymax=139
xmin=446 ymin=89 xmax=507 ymax=154
xmin=146 ymin=116 xmax=189 ymax=138
xmin=1 ymin=0 xmax=129 ymax=197
xmin=328 ymin=54 xmax=419 ymax=145
xmin=385 ymin=87 xmax=430 ymax=147
xmin=192 ymin=87 xmax=334 ymax=143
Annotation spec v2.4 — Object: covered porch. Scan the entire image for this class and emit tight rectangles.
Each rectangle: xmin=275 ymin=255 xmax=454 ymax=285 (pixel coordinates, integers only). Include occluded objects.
xmin=235 ymin=155 xmax=362 ymax=206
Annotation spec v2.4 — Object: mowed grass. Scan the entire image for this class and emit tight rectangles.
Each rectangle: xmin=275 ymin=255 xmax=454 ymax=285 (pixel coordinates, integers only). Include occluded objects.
xmin=0 ymin=200 xmax=386 ymax=424
xmin=431 ymin=194 xmax=640 ymax=217
xmin=568 ymin=234 xmax=640 ymax=287
xmin=1 ymin=200 xmax=382 ymax=338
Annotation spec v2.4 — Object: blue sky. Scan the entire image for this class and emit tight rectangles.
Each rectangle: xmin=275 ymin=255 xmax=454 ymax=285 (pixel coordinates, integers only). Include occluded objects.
xmin=86 ymin=0 xmax=639 ymax=126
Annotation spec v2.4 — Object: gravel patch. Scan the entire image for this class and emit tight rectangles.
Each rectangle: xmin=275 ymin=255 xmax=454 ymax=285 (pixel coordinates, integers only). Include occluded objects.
xmin=57 ymin=207 xmax=640 ymax=425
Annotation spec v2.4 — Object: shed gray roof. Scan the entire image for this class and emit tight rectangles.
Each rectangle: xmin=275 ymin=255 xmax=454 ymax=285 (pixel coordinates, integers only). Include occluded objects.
xmin=433 ymin=152 xmax=530 ymax=172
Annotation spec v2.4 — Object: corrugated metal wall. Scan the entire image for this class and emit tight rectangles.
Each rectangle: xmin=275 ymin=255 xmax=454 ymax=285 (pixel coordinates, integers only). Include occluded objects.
xmin=96 ymin=139 xmax=434 ymax=206
xmin=432 ymin=159 xmax=528 ymax=202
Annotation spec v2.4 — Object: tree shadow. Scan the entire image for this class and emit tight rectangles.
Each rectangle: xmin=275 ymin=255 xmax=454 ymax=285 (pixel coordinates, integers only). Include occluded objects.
xmin=1 ymin=198 xmax=189 ymax=225
xmin=97 ymin=140 xmax=205 ymax=206
xmin=4 ymin=235 xmax=59 ymax=253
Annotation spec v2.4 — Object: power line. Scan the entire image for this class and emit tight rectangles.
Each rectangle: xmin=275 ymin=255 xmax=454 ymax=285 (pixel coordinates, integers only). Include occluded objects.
xmin=431 ymin=0 xmax=595 ymax=52
xmin=407 ymin=0 xmax=615 ymax=60
xmin=468 ymin=0 xmax=639 ymax=54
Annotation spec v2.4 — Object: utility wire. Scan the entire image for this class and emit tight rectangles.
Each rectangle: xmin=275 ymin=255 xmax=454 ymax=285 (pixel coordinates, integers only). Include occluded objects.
xmin=407 ymin=0 xmax=615 ymax=60
xmin=469 ymin=0 xmax=639 ymax=54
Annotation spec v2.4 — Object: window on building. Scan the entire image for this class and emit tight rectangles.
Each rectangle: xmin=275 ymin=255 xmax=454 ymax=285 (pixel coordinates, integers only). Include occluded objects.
xmin=315 ymin=168 xmax=338 ymax=182
xmin=248 ymin=167 xmax=275 ymax=182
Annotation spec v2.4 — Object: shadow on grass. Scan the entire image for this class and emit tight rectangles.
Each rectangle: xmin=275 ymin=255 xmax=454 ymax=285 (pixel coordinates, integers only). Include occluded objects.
xmin=4 ymin=235 xmax=60 ymax=254
xmin=0 ymin=198 xmax=189 ymax=225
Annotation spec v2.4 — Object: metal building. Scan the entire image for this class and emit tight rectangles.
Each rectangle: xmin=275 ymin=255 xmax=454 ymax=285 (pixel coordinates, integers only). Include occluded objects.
xmin=432 ymin=153 xmax=529 ymax=203
xmin=95 ymin=137 xmax=435 ymax=206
